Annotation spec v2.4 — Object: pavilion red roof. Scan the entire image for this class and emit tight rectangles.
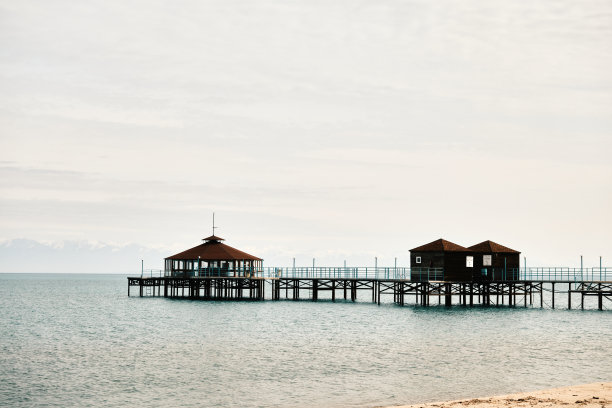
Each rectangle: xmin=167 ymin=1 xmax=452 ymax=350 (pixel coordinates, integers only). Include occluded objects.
xmin=410 ymin=238 xmax=470 ymax=252
xmin=468 ymin=240 xmax=520 ymax=254
xmin=166 ymin=236 xmax=262 ymax=261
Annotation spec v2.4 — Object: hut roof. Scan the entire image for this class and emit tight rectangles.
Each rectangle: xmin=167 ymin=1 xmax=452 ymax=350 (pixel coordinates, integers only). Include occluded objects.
xmin=468 ymin=240 xmax=520 ymax=254
xmin=410 ymin=238 xmax=470 ymax=252
xmin=166 ymin=235 xmax=262 ymax=261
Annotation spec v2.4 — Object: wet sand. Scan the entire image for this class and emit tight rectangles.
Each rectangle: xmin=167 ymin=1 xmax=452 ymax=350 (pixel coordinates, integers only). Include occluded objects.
xmin=386 ymin=382 xmax=611 ymax=408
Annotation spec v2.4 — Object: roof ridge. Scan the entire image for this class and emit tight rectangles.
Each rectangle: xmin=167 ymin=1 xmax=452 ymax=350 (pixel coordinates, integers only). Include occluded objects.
xmin=467 ymin=240 xmax=519 ymax=253
xmin=166 ymin=239 xmax=262 ymax=260
xmin=411 ymin=238 xmax=469 ymax=252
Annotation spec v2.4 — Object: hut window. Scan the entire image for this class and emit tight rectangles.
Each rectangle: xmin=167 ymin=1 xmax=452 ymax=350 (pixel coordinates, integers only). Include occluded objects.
xmin=466 ymin=256 xmax=473 ymax=267
xmin=483 ymin=255 xmax=492 ymax=266
xmin=416 ymin=257 xmax=421 ymax=264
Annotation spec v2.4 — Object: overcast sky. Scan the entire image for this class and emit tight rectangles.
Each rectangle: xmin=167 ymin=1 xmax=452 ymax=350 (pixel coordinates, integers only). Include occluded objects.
xmin=1 ymin=0 xmax=611 ymax=271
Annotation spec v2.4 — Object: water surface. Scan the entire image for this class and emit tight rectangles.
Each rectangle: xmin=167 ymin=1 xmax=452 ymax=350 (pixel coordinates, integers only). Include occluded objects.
xmin=0 ymin=274 xmax=610 ymax=407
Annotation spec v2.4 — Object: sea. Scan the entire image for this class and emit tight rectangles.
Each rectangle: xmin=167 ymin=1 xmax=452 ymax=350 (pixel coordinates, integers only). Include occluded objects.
xmin=0 ymin=273 xmax=610 ymax=408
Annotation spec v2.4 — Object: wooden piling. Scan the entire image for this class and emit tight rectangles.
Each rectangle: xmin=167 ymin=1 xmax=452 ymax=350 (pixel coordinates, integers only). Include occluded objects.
xmin=599 ymin=283 xmax=603 ymax=310
xmin=469 ymin=283 xmax=473 ymax=306
xmin=509 ymin=284 xmax=513 ymax=306
xmin=540 ymin=282 xmax=543 ymax=308
xmin=551 ymin=282 xmax=555 ymax=309
xmin=332 ymin=280 xmax=336 ymax=302
xmin=129 ymin=275 xmax=611 ymax=311
xmin=372 ymin=281 xmax=376 ymax=303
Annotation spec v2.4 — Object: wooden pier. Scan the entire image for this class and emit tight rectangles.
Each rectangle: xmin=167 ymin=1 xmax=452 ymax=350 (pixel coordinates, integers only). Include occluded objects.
xmin=128 ymin=276 xmax=612 ymax=310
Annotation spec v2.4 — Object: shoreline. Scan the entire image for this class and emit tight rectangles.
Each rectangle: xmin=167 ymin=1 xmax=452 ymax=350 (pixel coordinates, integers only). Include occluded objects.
xmin=385 ymin=382 xmax=611 ymax=408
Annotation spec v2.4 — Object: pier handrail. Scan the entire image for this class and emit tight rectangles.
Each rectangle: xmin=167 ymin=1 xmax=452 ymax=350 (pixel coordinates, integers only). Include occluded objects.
xmin=141 ymin=269 xmax=164 ymax=278
xmin=147 ymin=266 xmax=610 ymax=282
xmin=520 ymin=267 xmax=611 ymax=282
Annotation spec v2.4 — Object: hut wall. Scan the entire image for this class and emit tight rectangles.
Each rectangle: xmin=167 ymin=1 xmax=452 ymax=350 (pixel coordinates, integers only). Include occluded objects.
xmin=410 ymin=251 xmax=474 ymax=281
xmin=410 ymin=251 xmax=444 ymax=281
xmin=443 ymin=252 xmax=474 ymax=281
xmin=472 ymin=252 xmax=521 ymax=280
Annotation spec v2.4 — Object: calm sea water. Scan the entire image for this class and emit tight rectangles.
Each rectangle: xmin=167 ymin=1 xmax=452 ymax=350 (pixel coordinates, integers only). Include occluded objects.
xmin=0 ymin=274 xmax=610 ymax=408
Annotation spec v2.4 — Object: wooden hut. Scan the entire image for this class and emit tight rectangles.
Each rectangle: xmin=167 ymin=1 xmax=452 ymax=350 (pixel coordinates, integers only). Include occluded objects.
xmin=165 ymin=235 xmax=263 ymax=277
xmin=468 ymin=240 xmax=520 ymax=281
xmin=410 ymin=239 xmax=474 ymax=281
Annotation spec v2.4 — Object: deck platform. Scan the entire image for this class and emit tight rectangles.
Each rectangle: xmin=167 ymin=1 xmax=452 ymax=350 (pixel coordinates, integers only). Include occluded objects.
xmin=128 ymin=276 xmax=612 ymax=310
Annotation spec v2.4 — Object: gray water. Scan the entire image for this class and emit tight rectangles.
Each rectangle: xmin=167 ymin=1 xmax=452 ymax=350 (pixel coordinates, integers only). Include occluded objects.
xmin=0 ymin=274 xmax=610 ymax=408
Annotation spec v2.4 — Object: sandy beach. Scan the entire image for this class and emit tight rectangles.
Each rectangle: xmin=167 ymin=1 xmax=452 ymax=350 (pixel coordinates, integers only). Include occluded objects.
xmin=388 ymin=383 xmax=611 ymax=408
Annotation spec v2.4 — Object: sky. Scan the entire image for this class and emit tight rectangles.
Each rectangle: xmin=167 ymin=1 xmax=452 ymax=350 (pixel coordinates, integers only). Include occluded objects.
xmin=1 ymin=0 xmax=611 ymax=273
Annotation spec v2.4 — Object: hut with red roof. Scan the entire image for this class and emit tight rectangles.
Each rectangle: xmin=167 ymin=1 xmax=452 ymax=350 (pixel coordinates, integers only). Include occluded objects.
xmin=468 ymin=240 xmax=520 ymax=280
xmin=410 ymin=238 xmax=521 ymax=281
xmin=165 ymin=235 xmax=263 ymax=278
xmin=410 ymin=238 xmax=473 ymax=281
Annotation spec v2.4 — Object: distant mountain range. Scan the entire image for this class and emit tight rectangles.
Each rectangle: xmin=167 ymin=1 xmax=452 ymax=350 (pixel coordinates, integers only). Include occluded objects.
xmin=0 ymin=239 xmax=166 ymax=274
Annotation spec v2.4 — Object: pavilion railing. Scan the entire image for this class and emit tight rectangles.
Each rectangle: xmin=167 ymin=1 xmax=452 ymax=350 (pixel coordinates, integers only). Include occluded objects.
xmin=165 ymin=267 xmax=264 ymax=278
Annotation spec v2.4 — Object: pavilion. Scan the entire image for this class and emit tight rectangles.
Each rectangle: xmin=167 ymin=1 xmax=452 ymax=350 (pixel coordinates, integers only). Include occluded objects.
xmin=165 ymin=235 xmax=263 ymax=277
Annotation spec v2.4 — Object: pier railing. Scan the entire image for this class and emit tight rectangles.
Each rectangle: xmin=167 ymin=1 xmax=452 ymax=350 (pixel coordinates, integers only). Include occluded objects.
xmin=520 ymin=267 xmax=611 ymax=282
xmin=141 ymin=266 xmax=611 ymax=282
xmin=264 ymin=266 xmax=430 ymax=280
xmin=141 ymin=269 xmax=164 ymax=278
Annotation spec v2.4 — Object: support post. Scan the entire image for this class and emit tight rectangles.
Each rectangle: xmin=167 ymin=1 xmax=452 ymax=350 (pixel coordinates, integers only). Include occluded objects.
xmin=469 ymin=283 xmax=473 ymax=306
xmin=509 ymin=284 xmax=513 ymax=306
xmin=599 ymin=283 xmax=603 ymax=311
xmin=551 ymin=282 xmax=555 ymax=309
xmin=332 ymin=280 xmax=336 ymax=302
xmin=372 ymin=281 xmax=376 ymax=303
xmin=496 ymin=283 xmax=499 ymax=305
xmin=540 ymin=282 xmax=543 ymax=308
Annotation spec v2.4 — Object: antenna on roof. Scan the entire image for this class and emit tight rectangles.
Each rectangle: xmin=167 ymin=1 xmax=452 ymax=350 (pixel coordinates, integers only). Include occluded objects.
xmin=212 ymin=212 xmax=218 ymax=236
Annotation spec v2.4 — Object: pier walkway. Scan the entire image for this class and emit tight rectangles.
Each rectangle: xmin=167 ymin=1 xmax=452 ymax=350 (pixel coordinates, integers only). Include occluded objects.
xmin=128 ymin=267 xmax=611 ymax=310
